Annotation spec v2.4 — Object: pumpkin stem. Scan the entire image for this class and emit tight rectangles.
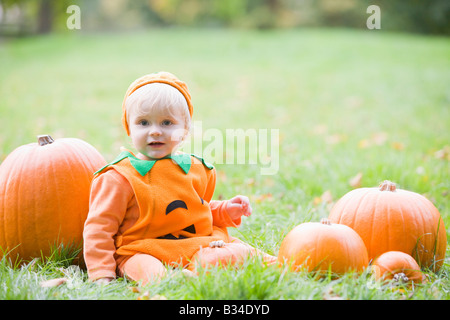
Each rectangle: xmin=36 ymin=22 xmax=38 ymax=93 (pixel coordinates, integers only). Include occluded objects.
xmin=379 ymin=180 xmax=396 ymax=192
xmin=38 ymin=135 xmax=55 ymax=146
xmin=320 ymin=218 xmax=332 ymax=225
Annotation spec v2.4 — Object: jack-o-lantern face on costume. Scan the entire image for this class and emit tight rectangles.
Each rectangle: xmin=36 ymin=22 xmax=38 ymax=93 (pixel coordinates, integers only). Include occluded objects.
xmin=158 ymin=200 xmax=194 ymax=239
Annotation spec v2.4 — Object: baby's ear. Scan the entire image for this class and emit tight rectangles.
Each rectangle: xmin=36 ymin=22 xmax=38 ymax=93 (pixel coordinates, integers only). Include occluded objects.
xmin=183 ymin=128 xmax=192 ymax=141
xmin=176 ymin=127 xmax=191 ymax=142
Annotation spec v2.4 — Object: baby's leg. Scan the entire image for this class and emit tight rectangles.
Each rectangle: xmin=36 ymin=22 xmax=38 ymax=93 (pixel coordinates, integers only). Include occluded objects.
xmin=118 ymin=253 xmax=166 ymax=285
xmin=229 ymin=236 xmax=278 ymax=265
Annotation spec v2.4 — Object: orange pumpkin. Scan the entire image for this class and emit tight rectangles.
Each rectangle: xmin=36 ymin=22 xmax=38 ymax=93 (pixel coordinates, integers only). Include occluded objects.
xmin=0 ymin=135 xmax=106 ymax=262
xmin=277 ymin=218 xmax=368 ymax=275
xmin=328 ymin=180 xmax=446 ymax=271
xmin=188 ymin=240 xmax=255 ymax=273
xmin=371 ymin=251 xmax=424 ymax=284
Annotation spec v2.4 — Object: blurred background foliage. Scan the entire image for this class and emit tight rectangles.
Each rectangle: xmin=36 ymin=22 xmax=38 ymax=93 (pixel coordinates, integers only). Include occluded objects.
xmin=0 ymin=0 xmax=449 ymax=36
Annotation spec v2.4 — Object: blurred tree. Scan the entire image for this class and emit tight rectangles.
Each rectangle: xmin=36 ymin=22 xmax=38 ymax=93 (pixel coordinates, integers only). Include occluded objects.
xmin=0 ymin=0 xmax=448 ymax=36
xmin=37 ymin=0 xmax=51 ymax=33
xmin=0 ymin=0 xmax=76 ymax=35
xmin=377 ymin=0 xmax=450 ymax=34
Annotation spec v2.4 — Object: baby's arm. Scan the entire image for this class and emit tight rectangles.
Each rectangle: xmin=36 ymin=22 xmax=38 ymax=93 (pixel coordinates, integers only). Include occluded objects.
xmin=209 ymin=195 xmax=252 ymax=228
xmin=225 ymin=195 xmax=252 ymax=220
xmin=83 ymin=170 xmax=132 ymax=282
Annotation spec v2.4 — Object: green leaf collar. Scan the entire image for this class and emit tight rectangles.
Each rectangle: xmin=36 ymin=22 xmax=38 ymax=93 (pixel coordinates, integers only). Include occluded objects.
xmin=95 ymin=150 xmax=213 ymax=177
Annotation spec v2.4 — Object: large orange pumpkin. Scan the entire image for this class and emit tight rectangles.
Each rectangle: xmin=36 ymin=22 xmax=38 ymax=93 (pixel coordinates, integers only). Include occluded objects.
xmin=0 ymin=135 xmax=106 ymax=262
xmin=328 ymin=180 xmax=446 ymax=272
xmin=277 ymin=218 xmax=368 ymax=275
xmin=371 ymin=251 xmax=424 ymax=284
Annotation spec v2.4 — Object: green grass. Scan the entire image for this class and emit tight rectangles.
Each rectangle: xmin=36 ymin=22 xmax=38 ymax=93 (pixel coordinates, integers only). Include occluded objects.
xmin=0 ymin=27 xmax=449 ymax=300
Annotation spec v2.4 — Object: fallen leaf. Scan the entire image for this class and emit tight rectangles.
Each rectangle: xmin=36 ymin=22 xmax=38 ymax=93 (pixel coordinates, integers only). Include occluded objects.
xmin=253 ymin=193 xmax=274 ymax=203
xmin=129 ymin=286 xmax=141 ymax=293
xmin=245 ymin=178 xmax=255 ymax=186
xmin=313 ymin=190 xmax=333 ymax=206
xmin=358 ymin=132 xmax=388 ymax=149
xmin=325 ymin=134 xmax=346 ymax=145
xmin=312 ymin=124 xmax=328 ymax=135
xmin=313 ymin=197 xmax=322 ymax=206
xmin=217 ymin=170 xmax=228 ymax=182
xmin=323 ymin=286 xmax=345 ymax=300
xmin=371 ymin=132 xmax=388 ymax=146
xmin=349 ymin=172 xmax=363 ymax=188
xmin=263 ymin=177 xmax=275 ymax=187
xmin=40 ymin=278 xmax=68 ymax=288
xmin=358 ymin=139 xmax=371 ymax=149
xmin=321 ymin=190 xmax=333 ymax=204
xmin=391 ymin=142 xmax=405 ymax=151
xmin=434 ymin=146 xmax=450 ymax=160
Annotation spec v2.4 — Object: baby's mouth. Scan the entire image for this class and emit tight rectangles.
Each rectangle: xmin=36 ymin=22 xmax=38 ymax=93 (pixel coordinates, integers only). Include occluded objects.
xmin=149 ymin=142 xmax=165 ymax=148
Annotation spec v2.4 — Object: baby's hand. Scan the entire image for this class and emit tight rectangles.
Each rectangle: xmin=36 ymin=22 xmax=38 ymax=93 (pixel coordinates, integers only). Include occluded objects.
xmin=226 ymin=195 xmax=252 ymax=220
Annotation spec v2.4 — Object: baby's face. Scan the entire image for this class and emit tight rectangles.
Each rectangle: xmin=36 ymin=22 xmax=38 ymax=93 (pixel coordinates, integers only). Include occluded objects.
xmin=128 ymin=105 xmax=187 ymax=160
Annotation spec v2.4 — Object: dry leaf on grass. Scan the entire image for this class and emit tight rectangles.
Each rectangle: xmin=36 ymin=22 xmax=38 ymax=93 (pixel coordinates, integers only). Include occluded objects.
xmin=391 ymin=142 xmax=405 ymax=151
xmin=434 ymin=146 xmax=450 ymax=160
xmin=128 ymin=286 xmax=141 ymax=293
xmin=323 ymin=287 xmax=346 ymax=300
xmin=313 ymin=190 xmax=333 ymax=206
xmin=321 ymin=190 xmax=333 ymax=204
xmin=40 ymin=278 xmax=68 ymax=288
xmin=349 ymin=172 xmax=363 ymax=188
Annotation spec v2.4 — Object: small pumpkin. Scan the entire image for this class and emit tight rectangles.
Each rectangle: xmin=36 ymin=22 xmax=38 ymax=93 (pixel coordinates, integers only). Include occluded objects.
xmin=328 ymin=180 xmax=447 ymax=271
xmin=0 ymin=135 xmax=106 ymax=262
xmin=371 ymin=251 xmax=424 ymax=284
xmin=277 ymin=218 xmax=368 ymax=275
xmin=188 ymin=240 xmax=255 ymax=273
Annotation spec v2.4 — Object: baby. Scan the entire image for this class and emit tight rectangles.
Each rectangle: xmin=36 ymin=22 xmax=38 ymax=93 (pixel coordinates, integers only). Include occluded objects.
xmin=83 ymin=72 xmax=273 ymax=285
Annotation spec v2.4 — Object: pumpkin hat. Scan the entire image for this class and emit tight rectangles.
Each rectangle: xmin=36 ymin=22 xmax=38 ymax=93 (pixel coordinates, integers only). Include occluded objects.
xmin=122 ymin=71 xmax=193 ymax=136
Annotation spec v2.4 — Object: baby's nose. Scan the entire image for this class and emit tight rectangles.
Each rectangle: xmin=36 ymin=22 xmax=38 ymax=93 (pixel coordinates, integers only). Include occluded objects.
xmin=149 ymin=125 xmax=162 ymax=136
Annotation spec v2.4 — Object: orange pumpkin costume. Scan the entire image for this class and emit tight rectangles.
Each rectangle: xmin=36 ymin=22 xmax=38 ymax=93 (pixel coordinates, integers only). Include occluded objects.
xmin=84 ymin=72 xmax=253 ymax=282
xmin=83 ymin=150 xmax=242 ymax=281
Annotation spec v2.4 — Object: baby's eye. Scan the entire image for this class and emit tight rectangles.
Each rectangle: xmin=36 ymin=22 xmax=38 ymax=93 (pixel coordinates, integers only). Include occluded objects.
xmin=162 ymin=120 xmax=173 ymax=126
xmin=139 ymin=119 xmax=149 ymax=126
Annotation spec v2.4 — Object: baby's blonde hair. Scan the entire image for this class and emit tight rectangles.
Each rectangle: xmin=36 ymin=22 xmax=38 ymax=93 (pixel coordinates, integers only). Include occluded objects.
xmin=125 ymin=83 xmax=191 ymax=130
